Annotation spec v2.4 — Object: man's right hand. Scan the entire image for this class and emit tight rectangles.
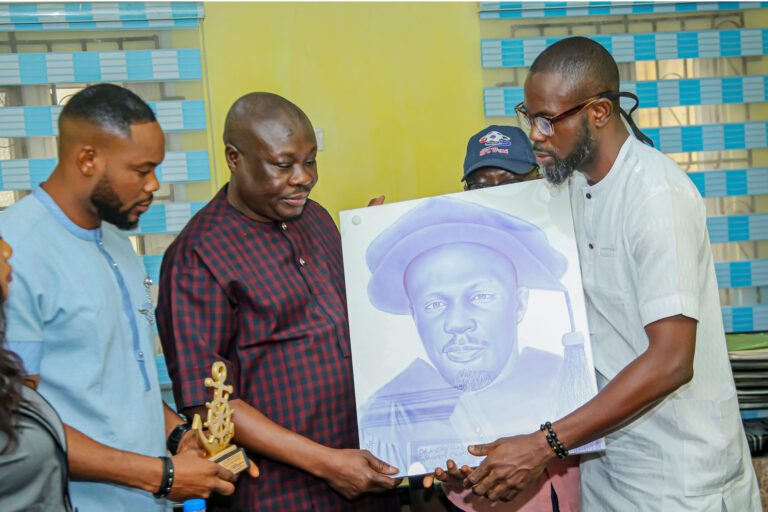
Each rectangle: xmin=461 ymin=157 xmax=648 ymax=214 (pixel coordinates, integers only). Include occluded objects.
xmin=167 ymin=449 xmax=238 ymax=501
xmin=424 ymin=459 xmax=473 ymax=488
xmin=318 ymin=448 xmax=402 ymax=500
xmin=367 ymin=195 xmax=385 ymax=206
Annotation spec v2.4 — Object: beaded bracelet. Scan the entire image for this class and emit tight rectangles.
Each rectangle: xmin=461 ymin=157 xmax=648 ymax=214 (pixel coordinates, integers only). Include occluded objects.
xmin=153 ymin=456 xmax=175 ymax=499
xmin=539 ymin=421 xmax=569 ymax=459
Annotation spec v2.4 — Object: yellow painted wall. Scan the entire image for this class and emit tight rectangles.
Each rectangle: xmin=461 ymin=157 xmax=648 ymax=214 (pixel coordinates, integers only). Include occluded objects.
xmin=200 ymin=1 xmax=485 ymax=220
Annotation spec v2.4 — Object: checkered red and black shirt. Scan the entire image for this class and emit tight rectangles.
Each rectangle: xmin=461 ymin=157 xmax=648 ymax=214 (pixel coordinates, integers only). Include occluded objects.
xmin=157 ymin=186 xmax=398 ymax=512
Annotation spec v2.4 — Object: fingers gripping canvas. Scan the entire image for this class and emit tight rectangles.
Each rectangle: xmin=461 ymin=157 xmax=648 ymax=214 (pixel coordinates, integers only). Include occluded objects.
xmin=340 ymin=181 xmax=603 ymax=477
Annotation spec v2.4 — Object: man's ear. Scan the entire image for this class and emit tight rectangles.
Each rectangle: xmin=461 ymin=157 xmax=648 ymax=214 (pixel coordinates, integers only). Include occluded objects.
xmin=516 ymin=286 xmax=529 ymax=323
xmin=592 ymin=98 xmax=614 ymax=128
xmin=77 ymin=145 xmax=98 ymax=177
xmin=224 ymin=143 xmax=241 ymax=174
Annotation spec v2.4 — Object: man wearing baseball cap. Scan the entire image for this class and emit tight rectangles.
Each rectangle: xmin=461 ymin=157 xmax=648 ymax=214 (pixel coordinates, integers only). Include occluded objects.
xmin=462 ymin=126 xmax=540 ymax=191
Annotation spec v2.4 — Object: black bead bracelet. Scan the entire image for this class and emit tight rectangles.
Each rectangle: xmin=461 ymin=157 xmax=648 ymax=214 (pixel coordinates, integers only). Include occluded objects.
xmin=540 ymin=421 xmax=569 ymax=459
xmin=153 ymin=456 xmax=175 ymax=499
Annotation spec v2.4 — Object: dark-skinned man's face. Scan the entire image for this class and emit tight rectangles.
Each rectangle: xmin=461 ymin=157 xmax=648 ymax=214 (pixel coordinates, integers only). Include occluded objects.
xmin=89 ymin=121 xmax=164 ymax=230
xmin=227 ymin=115 xmax=318 ymax=222
xmin=522 ymin=72 xmax=597 ymax=185
xmin=405 ymin=243 xmax=527 ymax=392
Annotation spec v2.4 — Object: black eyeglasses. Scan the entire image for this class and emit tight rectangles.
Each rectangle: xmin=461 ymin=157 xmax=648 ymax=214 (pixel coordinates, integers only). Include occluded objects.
xmin=514 ymin=92 xmax=613 ymax=137
xmin=465 ymin=166 xmax=540 ymax=190
xmin=514 ymin=91 xmax=656 ymax=147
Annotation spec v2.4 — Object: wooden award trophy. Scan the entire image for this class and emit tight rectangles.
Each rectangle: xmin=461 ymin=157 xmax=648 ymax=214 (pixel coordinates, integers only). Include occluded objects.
xmin=191 ymin=362 xmax=250 ymax=474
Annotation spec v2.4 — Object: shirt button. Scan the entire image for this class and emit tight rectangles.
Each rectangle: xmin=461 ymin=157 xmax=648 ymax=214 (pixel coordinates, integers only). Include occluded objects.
xmin=588 ymin=243 xmax=594 ymax=249
xmin=281 ymin=222 xmax=287 ymax=231
xmin=112 ymin=262 xmax=118 ymax=268
xmin=586 ymin=193 xmax=592 ymax=199
xmin=99 ymin=241 xmax=104 ymax=246
xmin=299 ymin=257 xmax=306 ymax=267
xmin=138 ymin=351 xmax=144 ymax=358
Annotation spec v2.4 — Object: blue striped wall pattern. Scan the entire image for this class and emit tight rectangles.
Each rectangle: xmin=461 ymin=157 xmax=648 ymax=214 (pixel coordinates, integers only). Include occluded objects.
xmin=644 ymin=122 xmax=768 ymax=154
xmin=479 ymin=2 xmax=768 ymax=20
xmin=133 ymin=201 xmax=206 ymax=235
xmin=0 ymin=49 xmax=202 ymax=85
xmin=0 ymin=18 xmax=200 ymax=31
xmin=0 ymin=100 xmax=206 ymax=137
xmin=707 ymin=213 xmax=768 ymax=244
xmin=0 ymin=151 xmax=210 ymax=190
xmin=156 ymin=151 xmax=210 ymax=183
xmin=0 ymin=2 xmax=203 ymax=23
xmin=715 ymin=259 xmax=768 ymax=289
xmin=481 ymin=28 xmax=768 ymax=68
xmin=484 ymin=76 xmax=768 ymax=117
xmin=688 ymin=168 xmax=768 ymax=198
xmin=722 ymin=304 xmax=768 ymax=333
xmin=0 ymin=2 xmax=204 ymax=31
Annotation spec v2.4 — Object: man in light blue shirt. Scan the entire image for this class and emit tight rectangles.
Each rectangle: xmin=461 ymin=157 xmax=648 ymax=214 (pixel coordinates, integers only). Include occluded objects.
xmin=0 ymin=84 xmax=240 ymax=511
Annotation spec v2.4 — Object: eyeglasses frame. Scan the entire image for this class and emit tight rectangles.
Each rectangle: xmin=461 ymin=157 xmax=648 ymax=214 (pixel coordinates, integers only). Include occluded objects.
xmin=514 ymin=91 xmax=615 ymax=137
xmin=464 ymin=164 xmax=540 ymax=190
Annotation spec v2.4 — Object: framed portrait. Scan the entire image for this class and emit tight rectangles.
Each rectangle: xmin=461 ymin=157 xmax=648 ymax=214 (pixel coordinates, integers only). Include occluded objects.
xmin=340 ymin=180 xmax=603 ymax=477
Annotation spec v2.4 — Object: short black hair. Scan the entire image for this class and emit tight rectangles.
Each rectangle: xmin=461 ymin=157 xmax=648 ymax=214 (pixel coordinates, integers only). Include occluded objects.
xmin=59 ymin=83 xmax=156 ymax=136
xmin=530 ymin=37 xmax=620 ymax=106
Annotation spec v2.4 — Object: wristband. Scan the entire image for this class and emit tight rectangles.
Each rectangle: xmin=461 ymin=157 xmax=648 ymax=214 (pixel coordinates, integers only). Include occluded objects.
xmin=166 ymin=422 xmax=192 ymax=455
xmin=539 ymin=421 xmax=569 ymax=459
xmin=153 ymin=456 xmax=175 ymax=499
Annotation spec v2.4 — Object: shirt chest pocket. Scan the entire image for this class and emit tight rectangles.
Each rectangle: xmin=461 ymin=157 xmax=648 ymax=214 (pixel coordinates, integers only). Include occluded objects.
xmin=594 ymin=247 xmax=631 ymax=296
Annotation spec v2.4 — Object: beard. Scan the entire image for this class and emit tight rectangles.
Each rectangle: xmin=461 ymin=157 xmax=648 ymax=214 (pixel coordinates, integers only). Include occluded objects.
xmin=89 ymin=176 xmax=149 ymax=231
xmin=451 ymin=369 xmax=494 ymax=392
xmin=537 ymin=117 xmax=597 ymax=186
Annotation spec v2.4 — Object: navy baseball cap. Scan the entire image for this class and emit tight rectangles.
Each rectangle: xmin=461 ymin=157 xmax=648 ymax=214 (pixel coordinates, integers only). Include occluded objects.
xmin=462 ymin=125 xmax=536 ymax=181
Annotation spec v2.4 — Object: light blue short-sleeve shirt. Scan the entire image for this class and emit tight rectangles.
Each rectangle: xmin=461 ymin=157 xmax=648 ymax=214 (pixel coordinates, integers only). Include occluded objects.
xmin=0 ymin=188 xmax=168 ymax=512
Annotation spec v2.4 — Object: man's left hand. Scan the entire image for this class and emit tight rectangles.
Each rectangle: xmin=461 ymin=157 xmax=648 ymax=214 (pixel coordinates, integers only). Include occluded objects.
xmin=367 ymin=195 xmax=385 ymax=206
xmin=178 ymin=429 xmax=260 ymax=478
xmin=463 ymin=432 xmax=553 ymax=501
xmin=175 ymin=429 xmax=203 ymax=456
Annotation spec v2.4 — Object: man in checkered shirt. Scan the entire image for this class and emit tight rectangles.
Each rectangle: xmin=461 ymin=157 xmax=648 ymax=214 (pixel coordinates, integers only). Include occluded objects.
xmin=157 ymin=92 xmax=401 ymax=511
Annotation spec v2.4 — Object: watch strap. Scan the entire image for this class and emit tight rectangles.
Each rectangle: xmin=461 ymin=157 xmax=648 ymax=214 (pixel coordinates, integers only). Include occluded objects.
xmin=166 ymin=422 xmax=192 ymax=455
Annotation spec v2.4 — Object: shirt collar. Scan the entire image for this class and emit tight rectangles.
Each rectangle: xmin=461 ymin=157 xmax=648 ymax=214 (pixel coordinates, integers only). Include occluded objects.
xmin=582 ymin=134 xmax=634 ymax=193
xmin=33 ymin=187 xmax=101 ymax=242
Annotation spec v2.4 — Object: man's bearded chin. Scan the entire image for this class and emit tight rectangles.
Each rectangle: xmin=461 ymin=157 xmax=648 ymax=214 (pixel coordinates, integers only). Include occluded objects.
xmin=539 ymin=122 xmax=597 ymax=186
xmin=90 ymin=176 xmax=138 ymax=231
xmin=451 ymin=369 xmax=494 ymax=392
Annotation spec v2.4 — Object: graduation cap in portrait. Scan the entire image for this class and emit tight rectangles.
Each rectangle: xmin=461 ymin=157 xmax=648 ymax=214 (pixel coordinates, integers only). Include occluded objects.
xmin=365 ymin=195 xmax=591 ymax=416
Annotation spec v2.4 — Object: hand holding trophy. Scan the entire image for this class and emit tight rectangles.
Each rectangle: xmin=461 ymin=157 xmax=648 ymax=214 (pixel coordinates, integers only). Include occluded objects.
xmin=192 ymin=362 xmax=250 ymax=473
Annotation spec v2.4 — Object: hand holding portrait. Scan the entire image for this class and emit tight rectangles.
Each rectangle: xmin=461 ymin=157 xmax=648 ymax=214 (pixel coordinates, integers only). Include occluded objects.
xmin=463 ymin=433 xmax=553 ymax=501
xmin=423 ymin=459 xmax=473 ymax=489
xmin=319 ymin=448 xmax=403 ymax=500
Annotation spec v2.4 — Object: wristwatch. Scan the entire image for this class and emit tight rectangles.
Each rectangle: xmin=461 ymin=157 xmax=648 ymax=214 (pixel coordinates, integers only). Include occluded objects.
xmin=166 ymin=422 xmax=192 ymax=455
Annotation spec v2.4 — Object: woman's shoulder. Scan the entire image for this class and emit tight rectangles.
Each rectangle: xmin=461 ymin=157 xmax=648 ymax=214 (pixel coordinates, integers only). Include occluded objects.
xmin=18 ymin=385 xmax=65 ymax=441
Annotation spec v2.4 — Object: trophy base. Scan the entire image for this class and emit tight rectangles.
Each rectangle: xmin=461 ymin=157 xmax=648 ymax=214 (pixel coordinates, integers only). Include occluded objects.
xmin=210 ymin=445 xmax=250 ymax=474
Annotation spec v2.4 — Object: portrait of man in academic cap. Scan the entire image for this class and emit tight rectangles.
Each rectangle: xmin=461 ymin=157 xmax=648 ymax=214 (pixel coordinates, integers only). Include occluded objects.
xmin=356 ymin=195 xmax=594 ymax=476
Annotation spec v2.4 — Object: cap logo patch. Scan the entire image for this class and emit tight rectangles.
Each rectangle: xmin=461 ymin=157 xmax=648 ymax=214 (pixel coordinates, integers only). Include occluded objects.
xmin=478 ymin=130 xmax=512 ymax=156
xmin=479 ymin=130 xmax=511 ymax=147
